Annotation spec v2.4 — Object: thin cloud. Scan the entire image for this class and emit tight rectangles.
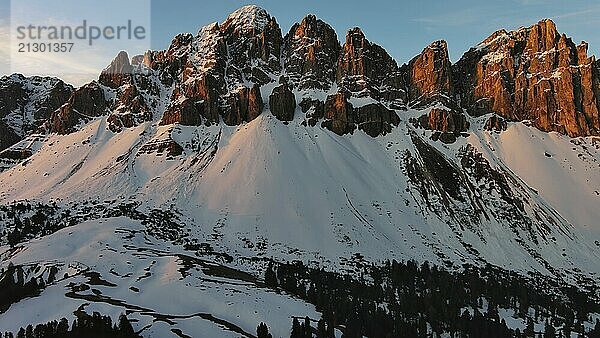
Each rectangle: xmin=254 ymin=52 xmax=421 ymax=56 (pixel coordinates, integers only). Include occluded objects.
xmin=0 ymin=20 xmax=10 ymax=76
xmin=551 ymin=5 xmax=600 ymax=20
xmin=413 ymin=8 xmax=483 ymax=27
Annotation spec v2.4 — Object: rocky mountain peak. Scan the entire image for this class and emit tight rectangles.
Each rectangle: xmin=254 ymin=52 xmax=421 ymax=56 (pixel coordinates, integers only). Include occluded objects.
xmin=524 ymin=19 xmax=559 ymax=53
xmin=4 ymin=8 xmax=600 ymax=144
xmin=219 ymin=5 xmax=282 ymax=84
xmin=344 ymin=27 xmax=366 ymax=47
xmin=283 ymin=14 xmax=340 ymax=90
xmin=453 ymin=18 xmax=600 ymax=137
xmin=151 ymin=6 xmax=285 ymax=128
xmin=220 ymin=5 xmax=272 ymax=34
xmin=99 ymin=50 xmax=133 ymax=88
xmin=0 ymin=75 xmax=73 ymax=151
xmin=402 ymin=39 xmax=453 ymax=106
xmin=337 ymin=27 xmax=404 ymax=103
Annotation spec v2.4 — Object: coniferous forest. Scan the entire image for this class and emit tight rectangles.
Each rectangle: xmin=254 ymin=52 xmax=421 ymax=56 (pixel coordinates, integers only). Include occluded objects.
xmin=2 ymin=312 xmax=140 ymax=338
xmin=260 ymin=260 xmax=600 ymax=338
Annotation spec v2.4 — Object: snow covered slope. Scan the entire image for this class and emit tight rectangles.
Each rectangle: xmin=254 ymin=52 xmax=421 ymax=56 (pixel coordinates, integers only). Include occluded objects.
xmin=0 ymin=216 xmax=319 ymax=337
xmin=1 ymin=105 xmax=599 ymax=276
xmin=0 ymin=107 xmax=598 ymax=335
xmin=1 ymin=5 xmax=600 ymax=337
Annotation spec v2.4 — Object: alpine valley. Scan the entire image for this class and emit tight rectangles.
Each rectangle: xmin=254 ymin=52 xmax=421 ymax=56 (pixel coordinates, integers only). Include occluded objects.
xmin=1 ymin=5 xmax=600 ymax=338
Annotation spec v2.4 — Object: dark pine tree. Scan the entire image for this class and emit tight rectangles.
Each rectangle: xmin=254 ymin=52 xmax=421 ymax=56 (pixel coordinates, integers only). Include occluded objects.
xmin=291 ymin=318 xmax=303 ymax=338
xmin=257 ymin=322 xmax=272 ymax=338
xmin=303 ymin=316 xmax=311 ymax=338
xmin=524 ymin=318 xmax=534 ymax=337
xmin=543 ymin=320 xmax=555 ymax=338
xmin=589 ymin=319 xmax=600 ymax=338
xmin=117 ymin=313 xmax=135 ymax=336
xmin=265 ymin=262 xmax=278 ymax=288
xmin=317 ymin=318 xmax=326 ymax=338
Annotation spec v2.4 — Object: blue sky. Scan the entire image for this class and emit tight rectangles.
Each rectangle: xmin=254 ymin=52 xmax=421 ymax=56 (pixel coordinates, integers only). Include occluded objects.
xmin=150 ymin=0 xmax=600 ymax=62
xmin=1 ymin=0 xmax=600 ymax=85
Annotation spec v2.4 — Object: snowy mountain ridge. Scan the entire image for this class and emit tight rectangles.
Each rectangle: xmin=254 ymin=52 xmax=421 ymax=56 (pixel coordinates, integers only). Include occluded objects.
xmin=0 ymin=5 xmax=599 ymax=337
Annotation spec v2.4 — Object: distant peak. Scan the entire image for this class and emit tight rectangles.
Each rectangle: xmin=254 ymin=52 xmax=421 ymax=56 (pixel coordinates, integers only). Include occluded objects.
xmin=293 ymin=13 xmax=335 ymax=35
xmin=222 ymin=4 xmax=272 ymax=32
xmin=539 ymin=18 xmax=556 ymax=26
xmin=426 ymin=40 xmax=448 ymax=51
xmin=348 ymin=27 xmax=364 ymax=36
xmin=299 ymin=14 xmax=318 ymax=26
xmin=229 ymin=5 xmax=269 ymax=17
xmin=103 ymin=51 xmax=131 ymax=73
xmin=304 ymin=14 xmax=317 ymax=21
xmin=531 ymin=18 xmax=558 ymax=33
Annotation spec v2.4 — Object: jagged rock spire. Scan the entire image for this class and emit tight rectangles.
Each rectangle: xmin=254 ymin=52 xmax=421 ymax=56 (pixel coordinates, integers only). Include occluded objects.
xmin=283 ymin=14 xmax=341 ymax=90
xmin=453 ymin=18 xmax=600 ymax=137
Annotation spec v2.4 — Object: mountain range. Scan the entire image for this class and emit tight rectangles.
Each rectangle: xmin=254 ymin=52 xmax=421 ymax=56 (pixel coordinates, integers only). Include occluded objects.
xmin=0 ymin=5 xmax=599 ymax=337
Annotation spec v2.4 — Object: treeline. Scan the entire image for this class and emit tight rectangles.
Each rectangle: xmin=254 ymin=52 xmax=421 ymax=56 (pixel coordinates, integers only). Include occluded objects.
xmin=0 ymin=200 xmax=188 ymax=247
xmin=0 ymin=201 xmax=75 ymax=246
xmin=0 ymin=264 xmax=50 ymax=313
xmin=1 ymin=312 xmax=140 ymax=338
xmin=263 ymin=260 xmax=600 ymax=337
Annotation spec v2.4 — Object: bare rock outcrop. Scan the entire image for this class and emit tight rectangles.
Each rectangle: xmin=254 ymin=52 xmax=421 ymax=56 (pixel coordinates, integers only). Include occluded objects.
xmin=483 ymin=114 xmax=508 ymax=132
xmin=418 ymin=108 xmax=469 ymax=134
xmin=322 ymin=90 xmax=400 ymax=136
xmin=299 ymin=98 xmax=325 ymax=127
xmin=283 ymin=14 xmax=340 ymax=90
xmin=453 ymin=19 xmax=600 ymax=137
xmin=0 ymin=75 xmax=73 ymax=149
xmin=269 ymin=84 xmax=296 ymax=121
xmin=223 ymin=84 xmax=263 ymax=125
xmin=402 ymin=40 xmax=453 ymax=106
xmin=50 ymin=81 xmax=108 ymax=134
xmin=336 ymin=28 xmax=405 ymax=105
xmin=322 ymin=91 xmax=355 ymax=135
xmin=99 ymin=51 xmax=133 ymax=89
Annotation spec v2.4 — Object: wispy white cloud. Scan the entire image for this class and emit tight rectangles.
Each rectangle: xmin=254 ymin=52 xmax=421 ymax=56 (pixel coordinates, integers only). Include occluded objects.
xmin=3 ymin=0 xmax=151 ymax=86
xmin=413 ymin=8 xmax=483 ymax=27
xmin=513 ymin=0 xmax=547 ymax=5
xmin=0 ymin=19 xmax=10 ymax=76
xmin=550 ymin=5 xmax=600 ymax=20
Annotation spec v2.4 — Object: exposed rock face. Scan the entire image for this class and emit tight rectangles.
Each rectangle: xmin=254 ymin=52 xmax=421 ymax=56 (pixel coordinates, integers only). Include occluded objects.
xmin=156 ymin=6 xmax=282 ymax=127
xmin=108 ymin=83 xmax=153 ymax=132
xmin=160 ymin=98 xmax=203 ymax=126
xmin=97 ymin=49 xmax=165 ymax=132
xmin=222 ymin=84 xmax=263 ymax=125
xmin=323 ymin=91 xmax=355 ymax=135
xmin=50 ymin=82 xmax=108 ymax=134
xmin=0 ymin=75 xmax=73 ymax=150
xmin=355 ymin=102 xmax=401 ymax=137
xmin=322 ymin=90 xmax=400 ymax=136
xmin=8 ymin=9 xmax=600 ymax=141
xmin=337 ymin=28 xmax=405 ymax=104
xmin=220 ymin=5 xmax=282 ymax=84
xmin=283 ymin=14 xmax=340 ymax=90
xmin=453 ymin=19 xmax=600 ymax=137
xmin=269 ymin=84 xmax=296 ymax=121
xmin=138 ymin=137 xmax=184 ymax=158
xmin=0 ymin=121 xmax=20 ymax=151
xmin=99 ymin=51 xmax=133 ymax=89
xmin=155 ymin=27 xmax=225 ymax=126
xmin=299 ymin=98 xmax=325 ymax=127
xmin=0 ymin=78 xmax=26 ymax=117
xmin=483 ymin=114 xmax=508 ymax=132
xmin=402 ymin=40 xmax=453 ymax=105
xmin=418 ymin=108 xmax=469 ymax=134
